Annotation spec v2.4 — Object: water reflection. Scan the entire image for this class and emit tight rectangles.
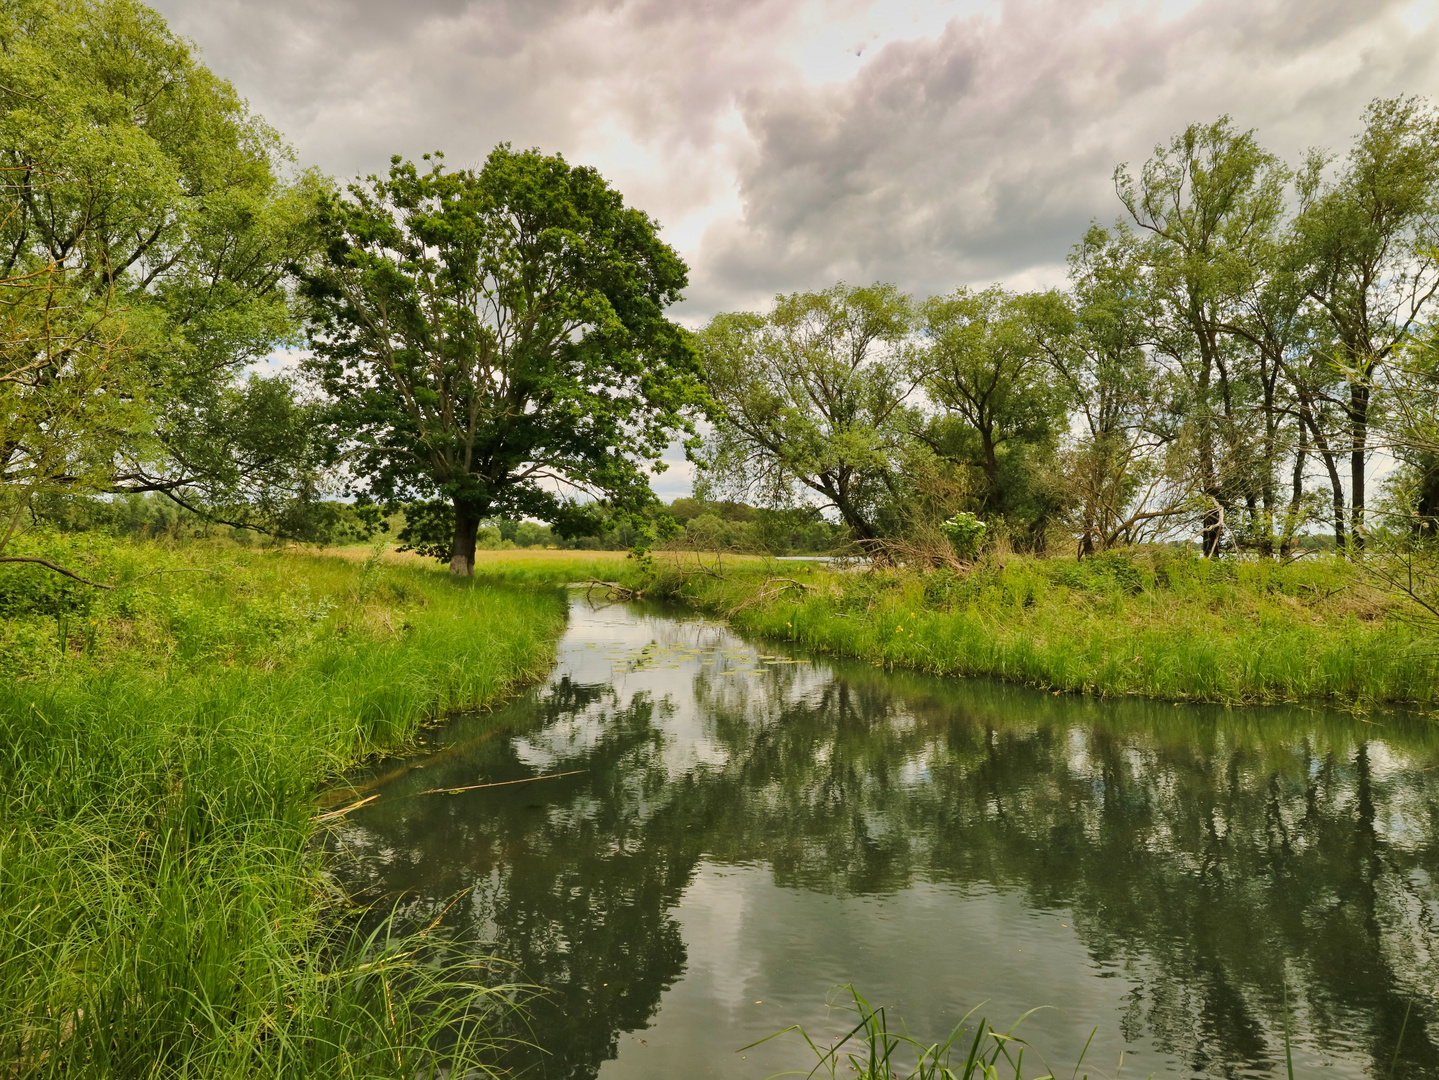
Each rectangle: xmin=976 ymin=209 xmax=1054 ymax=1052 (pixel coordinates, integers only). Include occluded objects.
xmin=327 ymin=599 xmax=1439 ymax=1079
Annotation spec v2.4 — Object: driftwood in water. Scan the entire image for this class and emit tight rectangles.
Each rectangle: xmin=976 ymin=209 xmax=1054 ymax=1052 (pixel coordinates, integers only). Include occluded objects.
xmin=583 ymin=579 xmax=644 ymax=602
xmin=415 ymin=769 xmax=588 ymax=796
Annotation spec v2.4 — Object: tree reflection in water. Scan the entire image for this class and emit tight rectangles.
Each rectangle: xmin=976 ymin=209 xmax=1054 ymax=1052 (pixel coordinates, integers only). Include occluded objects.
xmin=326 ymin=601 xmax=1439 ymax=1079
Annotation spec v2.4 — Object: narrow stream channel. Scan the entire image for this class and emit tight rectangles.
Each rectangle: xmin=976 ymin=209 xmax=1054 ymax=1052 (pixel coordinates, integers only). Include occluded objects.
xmin=328 ymin=594 xmax=1439 ymax=1079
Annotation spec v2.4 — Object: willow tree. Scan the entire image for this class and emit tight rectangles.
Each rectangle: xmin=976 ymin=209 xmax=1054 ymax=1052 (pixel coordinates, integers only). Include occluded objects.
xmin=914 ymin=286 xmax=1071 ymax=546
xmin=696 ymin=283 xmax=916 ymax=545
xmin=1038 ymin=225 xmax=1184 ymax=555
xmin=303 ymin=149 xmax=705 ymax=575
xmin=1116 ymin=117 xmax=1289 ymax=556
xmin=1292 ymin=97 xmax=1439 ymax=550
xmin=0 ymin=0 xmax=327 ymax=563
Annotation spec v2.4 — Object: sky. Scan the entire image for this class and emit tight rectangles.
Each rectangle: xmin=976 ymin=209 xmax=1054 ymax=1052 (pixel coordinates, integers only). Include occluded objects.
xmin=155 ymin=0 xmax=1439 ymax=499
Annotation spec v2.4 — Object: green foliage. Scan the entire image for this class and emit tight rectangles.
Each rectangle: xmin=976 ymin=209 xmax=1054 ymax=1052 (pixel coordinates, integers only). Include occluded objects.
xmin=1041 ymin=225 xmax=1184 ymax=555
xmin=0 ymin=537 xmax=566 ymax=1075
xmin=302 ymin=148 xmax=707 ymax=575
xmin=684 ymin=103 xmax=1439 ymax=568
xmin=669 ymin=500 xmax=845 ymax=555
xmin=942 ymin=512 xmax=987 ymax=561
xmin=24 ymin=491 xmax=387 ymax=550
xmin=697 ymin=282 xmax=918 ymax=543
xmin=0 ymin=0 xmax=329 ymax=545
xmin=916 ymin=287 xmax=1071 ymax=544
xmin=1114 ymin=116 xmax=1293 ymax=557
xmin=1289 ymin=97 xmax=1439 ymax=546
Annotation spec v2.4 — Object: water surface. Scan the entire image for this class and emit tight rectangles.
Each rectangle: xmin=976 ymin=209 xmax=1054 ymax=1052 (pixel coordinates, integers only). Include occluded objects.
xmin=329 ymin=597 xmax=1439 ymax=1079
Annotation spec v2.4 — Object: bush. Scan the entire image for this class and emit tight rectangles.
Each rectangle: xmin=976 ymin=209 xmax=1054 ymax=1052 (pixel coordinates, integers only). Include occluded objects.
xmin=943 ymin=512 xmax=988 ymax=560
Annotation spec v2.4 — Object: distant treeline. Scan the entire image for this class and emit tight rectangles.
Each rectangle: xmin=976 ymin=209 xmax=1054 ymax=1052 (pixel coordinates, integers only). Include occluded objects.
xmin=488 ymin=499 xmax=845 ymax=555
xmin=30 ymin=493 xmax=847 ymax=556
xmin=5 ymin=0 xmax=1439 ymax=582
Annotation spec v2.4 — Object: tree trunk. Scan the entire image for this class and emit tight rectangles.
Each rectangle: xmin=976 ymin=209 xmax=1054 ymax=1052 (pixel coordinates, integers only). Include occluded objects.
xmin=1417 ymin=453 xmax=1439 ymax=540
xmin=1302 ymin=398 xmax=1346 ymax=552
xmin=1280 ymin=423 xmax=1307 ymax=558
xmin=1196 ymin=341 xmax=1220 ymax=559
xmin=450 ymin=499 xmax=481 ymax=577
xmin=980 ymin=426 xmax=1000 ymax=512
xmin=1201 ymin=505 xmax=1223 ymax=558
xmin=1349 ymin=380 xmax=1369 ymax=554
xmin=817 ymin=473 xmax=878 ymax=551
xmin=1258 ymin=357 xmax=1280 ymax=558
xmin=1315 ymin=445 xmax=1346 ymax=553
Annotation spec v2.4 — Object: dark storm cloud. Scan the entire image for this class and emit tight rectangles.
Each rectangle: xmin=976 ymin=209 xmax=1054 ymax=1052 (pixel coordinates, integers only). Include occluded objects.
xmin=153 ymin=0 xmax=1439 ymax=319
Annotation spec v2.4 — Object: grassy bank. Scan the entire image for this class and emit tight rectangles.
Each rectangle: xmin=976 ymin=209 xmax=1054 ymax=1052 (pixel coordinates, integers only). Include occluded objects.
xmin=0 ymin=536 xmax=598 ymax=1077
xmin=639 ymin=548 xmax=1439 ymax=707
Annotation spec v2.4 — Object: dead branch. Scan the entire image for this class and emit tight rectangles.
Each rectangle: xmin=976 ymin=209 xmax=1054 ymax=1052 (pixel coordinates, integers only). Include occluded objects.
xmin=868 ymin=536 xmax=970 ymax=572
xmin=0 ymin=556 xmax=113 ymax=588
xmin=415 ymin=769 xmax=587 ymax=796
xmin=313 ymin=793 xmax=380 ymax=823
xmin=656 ymin=545 xmax=727 ymax=580
xmin=583 ymin=579 xmax=643 ymax=602
xmin=728 ymin=576 xmax=810 ymax=616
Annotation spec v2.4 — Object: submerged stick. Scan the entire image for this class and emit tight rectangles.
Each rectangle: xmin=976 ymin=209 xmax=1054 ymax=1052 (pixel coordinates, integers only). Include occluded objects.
xmin=313 ymin=793 xmax=380 ymax=822
xmin=415 ymin=769 xmax=587 ymax=796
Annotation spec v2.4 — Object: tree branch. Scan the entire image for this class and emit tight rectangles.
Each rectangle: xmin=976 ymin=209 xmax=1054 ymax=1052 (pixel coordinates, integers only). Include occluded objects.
xmin=0 ymin=556 xmax=113 ymax=588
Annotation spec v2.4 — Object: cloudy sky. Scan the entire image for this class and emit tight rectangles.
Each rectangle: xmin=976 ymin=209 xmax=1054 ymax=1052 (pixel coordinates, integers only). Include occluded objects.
xmin=155 ymin=0 xmax=1439 ymax=495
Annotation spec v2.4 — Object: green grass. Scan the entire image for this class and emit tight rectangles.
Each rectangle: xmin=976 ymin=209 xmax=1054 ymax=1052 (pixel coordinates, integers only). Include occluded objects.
xmin=638 ymin=548 xmax=1439 ymax=707
xmin=0 ymin=534 xmax=582 ymax=1077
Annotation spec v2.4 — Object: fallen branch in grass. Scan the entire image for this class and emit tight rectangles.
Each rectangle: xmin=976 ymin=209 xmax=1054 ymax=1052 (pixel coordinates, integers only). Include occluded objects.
xmin=728 ymin=577 xmax=810 ymax=616
xmin=0 ymin=558 xmax=225 ymax=591
xmin=0 ymin=556 xmax=115 ymax=588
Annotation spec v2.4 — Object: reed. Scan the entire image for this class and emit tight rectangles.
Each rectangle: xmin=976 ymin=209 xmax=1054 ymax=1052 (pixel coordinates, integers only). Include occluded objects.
xmin=639 ymin=549 xmax=1439 ymax=706
xmin=746 ymin=985 xmax=1068 ymax=1080
xmin=0 ymin=536 xmax=572 ymax=1077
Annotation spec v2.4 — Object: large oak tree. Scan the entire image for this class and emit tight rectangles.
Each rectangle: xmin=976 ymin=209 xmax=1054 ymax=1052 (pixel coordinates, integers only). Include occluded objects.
xmin=302 ymin=149 xmax=706 ymax=575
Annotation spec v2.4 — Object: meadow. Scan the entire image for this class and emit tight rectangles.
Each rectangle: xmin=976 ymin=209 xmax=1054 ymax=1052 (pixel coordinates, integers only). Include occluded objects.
xmin=636 ymin=547 xmax=1439 ymax=708
xmin=3 ymin=528 xmax=1432 ymax=1077
xmin=0 ymin=534 xmax=623 ymax=1078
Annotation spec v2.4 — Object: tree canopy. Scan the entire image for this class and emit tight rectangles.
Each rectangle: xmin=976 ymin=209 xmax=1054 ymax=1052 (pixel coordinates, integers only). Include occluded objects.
xmin=696 ymin=282 xmax=917 ymax=545
xmin=0 ymin=0 xmax=327 ymax=558
xmin=302 ymin=149 xmax=707 ymax=574
xmin=697 ymin=99 xmax=1439 ymax=563
xmin=914 ymin=286 xmax=1070 ymax=540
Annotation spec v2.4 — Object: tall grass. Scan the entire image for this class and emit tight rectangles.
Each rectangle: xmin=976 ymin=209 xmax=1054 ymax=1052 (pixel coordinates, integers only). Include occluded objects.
xmin=0 ymin=536 xmax=571 ymax=1077
xmin=748 ymin=986 xmax=1068 ymax=1080
xmin=640 ymin=549 xmax=1439 ymax=706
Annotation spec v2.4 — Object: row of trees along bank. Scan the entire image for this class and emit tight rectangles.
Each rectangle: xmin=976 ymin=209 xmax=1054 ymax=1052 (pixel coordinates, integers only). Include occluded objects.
xmin=698 ymin=103 xmax=1439 ymax=561
xmin=5 ymin=0 xmax=1439 ymax=580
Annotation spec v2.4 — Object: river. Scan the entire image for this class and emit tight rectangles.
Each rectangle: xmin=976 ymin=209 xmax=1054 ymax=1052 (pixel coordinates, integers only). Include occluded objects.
xmin=327 ymin=594 xmax=1439 ymax=1079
